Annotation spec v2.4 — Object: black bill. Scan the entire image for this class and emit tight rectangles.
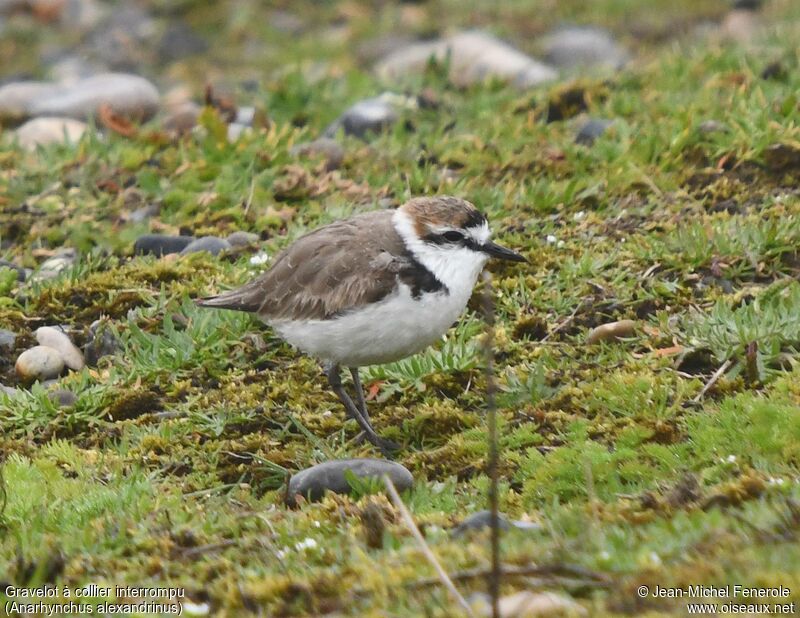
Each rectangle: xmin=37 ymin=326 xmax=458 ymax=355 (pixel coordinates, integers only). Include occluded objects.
xmin=480 ymin=241 xmax=527 ymax=263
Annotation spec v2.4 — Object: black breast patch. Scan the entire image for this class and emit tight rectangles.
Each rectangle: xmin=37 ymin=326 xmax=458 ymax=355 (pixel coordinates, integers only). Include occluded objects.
xmin=398 ymin=253 xmax=448 ymax=299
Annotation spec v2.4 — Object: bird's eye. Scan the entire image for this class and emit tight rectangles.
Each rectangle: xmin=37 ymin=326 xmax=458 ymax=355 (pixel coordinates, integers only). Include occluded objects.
xmin=442 ymin=231 xmax=464 ymax=243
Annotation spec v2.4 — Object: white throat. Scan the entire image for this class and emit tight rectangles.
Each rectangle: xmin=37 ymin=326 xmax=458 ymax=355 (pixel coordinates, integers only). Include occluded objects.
xmin=392 ymin=209 xmax=489 ymax=296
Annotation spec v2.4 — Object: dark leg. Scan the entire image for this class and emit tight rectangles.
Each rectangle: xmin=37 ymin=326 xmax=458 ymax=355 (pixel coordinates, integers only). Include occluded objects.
xmin=325 ymin=363 xmax=398 ymax=455
xmin=349 ymin=367 xmax=370 ymax=422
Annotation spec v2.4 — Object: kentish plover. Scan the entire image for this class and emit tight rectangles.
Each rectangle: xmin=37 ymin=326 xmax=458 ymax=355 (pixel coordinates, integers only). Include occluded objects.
xmin=197 ymin=196 xmax=526 ymax=452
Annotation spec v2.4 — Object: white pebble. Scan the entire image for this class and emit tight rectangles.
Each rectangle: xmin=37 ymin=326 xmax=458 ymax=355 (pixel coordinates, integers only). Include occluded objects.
xmin=36 ymin=326 xmax=85 ymax=370
xmin=546 ymin=234 xmax=558 ymax=244
xmin=249 ymin=252 xmax=270 ymax=266
xmin=295 ymin=537 xmax=318 ymax=551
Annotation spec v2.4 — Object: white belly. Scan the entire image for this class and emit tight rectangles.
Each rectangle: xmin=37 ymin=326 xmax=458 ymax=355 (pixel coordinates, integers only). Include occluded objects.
xmin=269 ymin=283 xmax=473 ymax=367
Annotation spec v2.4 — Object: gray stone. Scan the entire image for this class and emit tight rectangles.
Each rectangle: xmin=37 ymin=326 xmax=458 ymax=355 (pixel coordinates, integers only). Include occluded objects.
xmin=697 ymin=120 xmax=729 ymax=135
xmin=286 ymin=458 xmax=413 ymax=506
xmin=162 ymin=101 xmax=200 ymax=134
xmin=34 ymin=248 xmax=77 ymax=281
xmin=541 ymin=26 xmax=629 ymax=71
xmin=226 ymin=231 xmax=260 ymax=248
xmin=134 ymin=234 xmax=195 ymax=256
xmin=126 ymin=203 xmax=160 ymax=223
xmin=180 ymin=236 xmax=231 ymax=256
xmin=452 ymin=511 xmax=511 ymax=537
xmin=0 ymin=73 xmax=159 ymax=122
xmin=85 ymin=318 xmax=119 ymax=366
xmin=324 ymin=93 xmax=415 ymax=139
xmin=226 ymin=122 xmax=248 ymax=142
xmin=290 ymin=138 xmax=345 ymax=170
xmin=14 ymin=117 xmax=88 ymax=150
xmin=0 ymin=384 xmax=19 ymax=398
xmin=451 ymin=510 xmax=542 ymax=537
xmin=375 ymin=31 xmax=557 ymax=89
xmin=575 ymin=118 xmax=614 ymax=146
xmin=36 ymin=326 xmax=85 ymax=371
xmin=50 ymin=388 xmax=77 ymax=408
xmin=15 ymin=346 xmax=65 ymax=382
xmin=235 ymin=106 xmax=255 ymax=126
xmin=0 ymin=328 xmax=15 ymax=351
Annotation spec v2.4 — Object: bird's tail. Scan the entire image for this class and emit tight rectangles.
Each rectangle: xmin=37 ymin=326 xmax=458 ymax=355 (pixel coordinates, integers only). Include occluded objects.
xmin=194 ymin=288 xmax=261 ymax=312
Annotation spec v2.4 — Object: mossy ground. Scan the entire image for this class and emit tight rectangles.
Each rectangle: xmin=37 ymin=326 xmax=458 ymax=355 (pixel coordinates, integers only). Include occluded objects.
xmin=2 ymin=0 xmax=800 ymax=615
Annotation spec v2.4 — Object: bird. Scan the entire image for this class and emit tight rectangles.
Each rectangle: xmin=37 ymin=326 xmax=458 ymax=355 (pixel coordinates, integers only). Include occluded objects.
xmin=196 ymin=196 xmax=526 ymax=453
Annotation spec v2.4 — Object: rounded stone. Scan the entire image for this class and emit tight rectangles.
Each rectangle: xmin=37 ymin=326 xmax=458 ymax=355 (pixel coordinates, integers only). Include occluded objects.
xmin=0 ymin=73 xmax=160 ymax=122
xmin=226 ymin=231 xmax=260 ymax=248
xmin=49 ymin=388 xmax=78 ymax=408
xmin=15 ymin=117 xmax=87 ymax=150
xmin=585 ymin=319 xmax=638 ymax=345
xmin=35 ymin=326 xmax=85 ymax=371
xmin=15 ymin=346 xmax=65 ymax=382
xmin=34 ymin=249 xmax=78 ymax=281
xmin=575 ymin=118 xmax=614 ymax=146
xmin=134 ymin=234 xmax=196 ymax=256
xmin=1 ymin=384 xmax=20 ymax=398
xmin=541 ymin=26 xmax=629 ymax=71
xmin=286 ymin=458 xmax=413 ymax=506
xmin=375 ymin=31 xmax=558 ymax=89
xmin=180 ymin=236 xmax=231 ymax=256
xmin=290 ymin=138 xmax=345 ymax=171
xmin=451 ymin=510 xmax=511 ymax=537
xmin=451 ymin=510 xmax=542 ymax=537
xmin=323 ymin=95 xmax=402 ymax=139
xmin=0 ymin=328 xmax=16 ymax=351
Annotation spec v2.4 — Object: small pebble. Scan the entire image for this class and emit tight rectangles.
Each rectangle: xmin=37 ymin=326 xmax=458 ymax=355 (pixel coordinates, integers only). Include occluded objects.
xmin=126 ymin=203 xmax=160 ymax=224
xmin=14 ymin=117 xmax=88 ymax=150
xmin=36 ymin=326 xmax=85 ymax=371
xmin=585 ymin=319 xmax=638 ymax=345
xmin=34 ymin=249 xmax=77 ymax=281
xmin=180 ymin=236 xmax=231 ymax=256
xmin=290 ymin=138 xmax=345 ymax=171
xmin=162 ymin=101 xmax=201 ymax=134
xmin=375 ymin=30 xmax=557 ymax=89
xmin=0 ymin=73 xmax=160 ymax=122
xmin=235 ymin=106 xmax=255 ymax=126
xmin=575 ymin=118 xmax=614 ymax=146
xmin=542 ymin=26 xmax=629 ymax=71
xmin=451 ymin=510 xmax=542 ymax=537
xmin=226 ymin=231 xmax=260 ymax=248
xmin=226 ymin=122 xmax=248 ymax=142
xmin=49 ymin=388 xmax=78 ymax=408
xmin=134 ymin=234 xmax=196 ymax=256
xmin=324 ymin=93 xmax=413 ymax=139
xmin=697 ymin=120 xmax=729 ymax=135
xmin=15 ymin=346 xmax=65 ymax=382
xmin=1 ymin=384 xmax=19 ymax=398
xmin=286 ymin=458 xmax=413 ymax=506
xmin=0 ymin=328 xmax=16 ymax=351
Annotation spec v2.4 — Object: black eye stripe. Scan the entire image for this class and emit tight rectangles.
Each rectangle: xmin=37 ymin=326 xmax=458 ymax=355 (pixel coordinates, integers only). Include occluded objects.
xmin=423 ymin=231 xmax=480 ymax=250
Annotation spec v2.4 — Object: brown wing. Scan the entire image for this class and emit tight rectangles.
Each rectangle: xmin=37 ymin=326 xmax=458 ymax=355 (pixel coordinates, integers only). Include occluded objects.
xmin=196 ymin=211 xmax=410 ymax=320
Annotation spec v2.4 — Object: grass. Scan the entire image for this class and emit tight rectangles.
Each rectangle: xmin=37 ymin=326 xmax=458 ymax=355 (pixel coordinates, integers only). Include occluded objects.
xmin=2 ymin=0 xmax=800 ymax=615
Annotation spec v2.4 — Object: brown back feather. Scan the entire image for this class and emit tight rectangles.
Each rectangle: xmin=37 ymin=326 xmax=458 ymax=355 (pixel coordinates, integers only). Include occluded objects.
xmin=196 ymin=211 xmax=410 ymax=320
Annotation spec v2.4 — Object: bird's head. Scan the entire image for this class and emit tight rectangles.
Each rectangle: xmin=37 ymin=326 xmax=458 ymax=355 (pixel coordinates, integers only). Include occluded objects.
xmin=394 ymin=196 xmax=527 ymax=265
